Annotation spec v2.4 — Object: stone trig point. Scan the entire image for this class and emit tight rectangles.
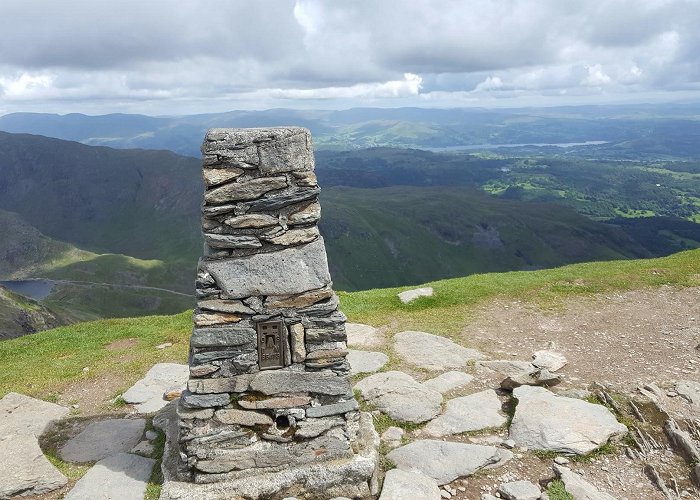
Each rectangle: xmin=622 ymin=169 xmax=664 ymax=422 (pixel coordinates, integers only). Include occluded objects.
xmin=161 ymin=128 xmax=379 ymax=499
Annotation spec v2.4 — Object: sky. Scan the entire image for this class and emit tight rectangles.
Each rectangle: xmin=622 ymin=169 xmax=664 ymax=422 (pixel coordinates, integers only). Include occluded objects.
xmin=1 ymin=0 xmax=699 ymax=115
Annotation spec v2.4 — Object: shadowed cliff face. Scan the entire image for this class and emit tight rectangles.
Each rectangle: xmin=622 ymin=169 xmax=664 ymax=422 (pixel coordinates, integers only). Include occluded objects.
xmin=0 ymin=285 xmax=62 ymax=340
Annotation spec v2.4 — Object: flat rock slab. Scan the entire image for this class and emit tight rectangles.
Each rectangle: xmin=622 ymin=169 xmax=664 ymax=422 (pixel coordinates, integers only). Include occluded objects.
xmin=203 ymin=238 xmax=331 ymax=298
xmin=0 ymin=434 xmax=67 ymax=498
xmin=122 ymin=363 xmax=189 ymax=413
xmin=354 ymin=371 xmax=442 ymax=423
xmin=393 ymin=331 xmax=485 ymax=370
xmin=65 ymin=452 xmax=155 ymax=500
xmin=398 ymin=287 xmax=433 ymax=304
xmin=346 ymin=323 xmax=383 ymax=347
xmin=676 ymin=380 xmax=700 ymax=407
xmin=553 ymin=464 xmax=617 ymax=500
xmin=510 ymin=386 xmax=627 ymax=455
xmin=424 ymin=389 xmax=506 ymax=437
xmin=498 ymin=480 xmax=541 ymax=500
xmin=477 ymin=360 xmax=536 ymax=377
xmin=59 ymin=418 xmax=146 ymax=463
xmin=422 ymin=371 xmax=474 ymax=394
xmin=379 ymin=468 xmax=440 ymax=500
xmin=387 ymin=440 xmax=502 ymax=485
xmin=0 ymin=391 xmax=69 ymax=436
xmin=347 ymin=350 xmax=389 ymax=375
xmin=531 ymin=350 xmax=567 ymax=372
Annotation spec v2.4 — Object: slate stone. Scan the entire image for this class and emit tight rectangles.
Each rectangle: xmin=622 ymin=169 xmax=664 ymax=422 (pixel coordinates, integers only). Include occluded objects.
xmin=424 ymin=389 xmax=506 ymax=437
xmin=387 ymin=440 xmax=502 ymax=485
xmin=65 ymin=453 xmax=155 ymax=500
xmin=204 ymin=176 xmax=288 ymax=204
xmin=262 ymin=226 xmax=320 ymax=246
xmin=190 ymin=326 xmax=256 ymax=348
xmin=510 ymin=386 xmax=627 ymax=454
xmin=532 ymin=350 xmax=568 ymax=372
xmin=224 ymin=213 xmax=278 ymax=228
xmin=250 ymin=370 xmax=352 ymax=396
xmin=354 ymin=371 xmax=442 ymax=423
xmin=204 ymin=233 xmax=262 ymax=249
xmin=122 ymin=363 xmax=189 ymax=413
xmin=257 ymin=128 xmax=314 ymax=174
xmin=394 ymin=331 xmax=485 ymax=370
xmin=501 ymin=368 xmax=561 ymax=390
xmin=243 ymin=187 xmax=320 ymax=211
xmin=346 ymin=322 xmax=383 ymax=347
xmin=181 ymin=391 xmax=231 ymax=409
xmin=422 ymin=371 xmax=474 ymax=394
xmin=0 ymin=392 xmax=70 ymax=436
xmin=380 ymin=426 xmax=404 ymax=449
xmin=398 ymin=287 xmax=433 ymax=304
xmin=296 ymin=417 xmax=345 ymax=439
xmin=498 ymin=480 xmax=541 ymax=500
xmin=187 ymin=374 xmax=254 ymax=394
xmin=379 ymin=468 xmax=441 ymax=500
xmin=347 ymin=350 xmax=389 ymax=375
xmin=215 ymin=409 xmax=273 ymax=426
xmin=676 ymin=380 xmax=700 ymax=407
xmin=0 ymin=434 xmax=67 ymax=498
xmin=305 ymin=399 xmax=359 ymax=417
xmin=288 ymin=201 xmax=321 ymax=225
xmin=59 ymin=418 xmax=146 ymax=463
xmin=477 ymin=360 xmax=537 ymax=377
xmin=203 ymin=238 xmax=331 ymax=299
xmin=202 ymin=167 xmax=243 ymax=187
xmin=265 ymin=286 xmax=333 ymax=309
xmin=553 ymin=464 xmax=617 ymax=500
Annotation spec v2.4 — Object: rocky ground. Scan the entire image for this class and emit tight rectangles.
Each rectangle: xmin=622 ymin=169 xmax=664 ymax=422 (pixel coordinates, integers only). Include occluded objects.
xmin=1 ymin=284 xmax=698 ymax=499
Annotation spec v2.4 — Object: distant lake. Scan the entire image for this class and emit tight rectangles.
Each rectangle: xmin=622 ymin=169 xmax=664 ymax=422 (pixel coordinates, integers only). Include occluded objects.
xmin=427 ymin=141 xmax=610 ymax=152
xmin=0 ymin=280 xmax=56 ymax=300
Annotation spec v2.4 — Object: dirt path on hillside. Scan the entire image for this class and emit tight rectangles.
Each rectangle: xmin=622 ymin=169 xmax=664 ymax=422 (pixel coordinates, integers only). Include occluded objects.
xmin=462 ymin=285 xmax=700 ymax=396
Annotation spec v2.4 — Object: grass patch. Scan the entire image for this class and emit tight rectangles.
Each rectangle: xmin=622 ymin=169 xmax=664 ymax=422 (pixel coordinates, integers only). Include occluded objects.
xmin=45 ymin=450 xmax=91 ymax=480
xmin=0 ymin=311 xmax=191 ymax=399
xmin=547 ymin=479 xmax=574 ymax=500
xmin=144 ymin=426 xmax=166 ymax=500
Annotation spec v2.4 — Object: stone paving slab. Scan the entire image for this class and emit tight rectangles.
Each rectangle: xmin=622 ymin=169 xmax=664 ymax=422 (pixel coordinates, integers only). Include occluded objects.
xmin=423 ymin=389 xmax=506 ymax=437
xmin=346 ymin=323 xmax=383 ymax=347
xmin=0 ymin=434 xmax=67 ymax=498
xmin=65 ymin=452 xmax=155 ymax=500
xmin=122 ymin=363 xmax=189 ymax=413
xmin=347 ymin=350 xmax=389 ymax=375
xmin=379 ymin=468 xmax=440 ymax=499
xmin=59 ymin=418 xmax=146 ymax=463
xmin=394 ymin=331 xmax=485 ymax=370
xmin=0 ymin=391 xmax=69 ymax=436
xmin=422 ymin=371 xmax=474 ymax=394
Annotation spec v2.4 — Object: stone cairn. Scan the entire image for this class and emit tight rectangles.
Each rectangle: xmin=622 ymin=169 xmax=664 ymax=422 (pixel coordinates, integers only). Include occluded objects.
xmin=174 ymin=128 xmax=379 ymax=498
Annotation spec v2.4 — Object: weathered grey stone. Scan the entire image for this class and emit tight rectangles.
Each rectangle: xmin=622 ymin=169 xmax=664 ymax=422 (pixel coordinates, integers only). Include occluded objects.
xmin=676 ymin=380 xmax=700 ymax=407
xmin=306 ymin=399 xmax=359 ymax=418
xmin=0 ymin=392 xmax=69 ymax=436
xmin=387 ymin=440 xmax=501 ymax=485
xmin=394 ymin=331 xmax=485 ymax=370
xmin=243 ymin=187 xmax=320 ymax=212
xmin=224 ymin=213 xmax=279 ymax=228
xmin=477 ymin=360 xmax=537 ymax=377
xmin=187 ymin=374 xmax=254 ymax=394
xmin=204 ymin=176 xmax=288 ymax=204
xmin=177 ymin=406 xmax=214 ymax=420
xmin=379 ymin=469 xmax=441 ymax=500
xmin=190 ymin=364 xmax=220 ymax=377
xmin=510 ymin=386 xmax=627 ymax=455
xmin=354 ymin=371 xmax=442 ymax=423
xmin=263 ymin=226 xmax=320 ymax=246
xmin=306 ymin=348 xmax=348 ymax=360
xmin=250 ymin=370 xmax=351 ymax=396
xmin=122 ymin=363 xmax=189 ymax=413
xmin=59 ymin=418 xmax=146 ymax=463
xmin=664 ymin=418 xmax=700 ymax=463
xmin=203 ymin=167 xmax=244 ymax=187
xmin=424 ymin=389 xmax=506 ymax=437
xmin=296 ymin=417 xmax=344 ymax=439
xmin=288 ymin=201 xmax=321 ymax=225
xmin=347 ymin=350 xmax=389 ymax=375
xmin=257 ymin=129 xmax=314 ymax=174
xmin=553 ymin=464 xmax=617 ymax=500
xmin=398 ymin=287 xmax=433 ymax=304
xmin=422 ymin=371 xmax=474 ymax=394
xmin=239 ymin=396 xmax=312 ymax=410
xmin=204 ymin=233 xmax=262 ymax=249
xmin=215 ymin=409 xmax=273 ymax=426
xmin=498 ymin=480 xmax=541 ymax=500
xmin=193 ymin=312 xmax=242 ymax=327
xmin=204 ymin=238 xmax=331 ymax=299
xmin=65 ymin=453 xmax=155 ymax=500
xmin=290 ymin=323 xmax=307 ymax=362
xmin=0 ymin=434 xmax=67 ymax=498
xmin=532 ymin=350 xmax=568 ymax=372
xmin=198 ymin=299 xmax=255 ymax=315
xmin=380 ymin=426 xmax=404 ymax=449
xmin=292 ymin=170 xmax=318 ymax=187
xmin=501 ymin=368 xmax=561 ymax=390
xmin=131 ymin=440 xmax=155 ymax=455
xmin=190 ymin=326 xmax=256 ymax=348
xmin=266 ymin=286 xmax=334 ymax=309
xmin=346 ymin=323 xmax=383 ymax=347
xmin=181 ymin=391 xmax=231 ymax=409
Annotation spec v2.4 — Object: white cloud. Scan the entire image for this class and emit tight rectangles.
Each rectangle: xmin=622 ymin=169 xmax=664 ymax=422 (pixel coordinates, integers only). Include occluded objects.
xmin=268 ymin=73 xmax=422 ymax=100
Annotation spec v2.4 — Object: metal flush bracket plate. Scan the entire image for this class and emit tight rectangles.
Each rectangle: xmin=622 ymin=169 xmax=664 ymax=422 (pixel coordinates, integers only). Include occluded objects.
xmin=257 ymin=321 xmax=286 ymax=370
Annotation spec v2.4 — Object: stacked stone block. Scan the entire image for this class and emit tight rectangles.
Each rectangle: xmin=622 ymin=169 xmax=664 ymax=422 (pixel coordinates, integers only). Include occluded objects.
xmin=176 ymin=128 xmax=377 ymax=495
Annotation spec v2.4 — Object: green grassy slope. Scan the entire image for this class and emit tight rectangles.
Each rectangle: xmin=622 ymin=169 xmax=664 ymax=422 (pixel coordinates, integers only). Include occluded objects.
xmin=1 ymin=248 xmax=697 ymax=399
xmin=0 ymin=285 xmax=61 ymax=340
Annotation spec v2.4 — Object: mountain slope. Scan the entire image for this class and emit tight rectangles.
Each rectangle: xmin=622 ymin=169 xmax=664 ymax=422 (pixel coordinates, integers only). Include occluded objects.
xmin=0 ymin=285 xmax=61 ymax=340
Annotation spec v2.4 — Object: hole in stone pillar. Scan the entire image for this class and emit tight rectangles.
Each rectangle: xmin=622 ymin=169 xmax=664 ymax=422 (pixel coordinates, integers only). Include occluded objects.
xmin=275 ymin=415 xmax=291 ymax=430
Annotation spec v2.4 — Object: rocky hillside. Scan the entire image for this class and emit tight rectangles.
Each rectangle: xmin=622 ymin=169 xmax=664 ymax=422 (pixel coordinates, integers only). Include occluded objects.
xmin=0 ymin=285 xmax=61 ymax=340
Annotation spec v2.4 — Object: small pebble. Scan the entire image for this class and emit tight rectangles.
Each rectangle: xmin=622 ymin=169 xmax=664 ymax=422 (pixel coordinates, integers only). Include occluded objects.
xmin=503 ymin=439 xmax=515 ymax=449
xmin=554 ymin=456 xmax=570 ymax=465
xmin=155 ymin=342 xmax=173 ymax=349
